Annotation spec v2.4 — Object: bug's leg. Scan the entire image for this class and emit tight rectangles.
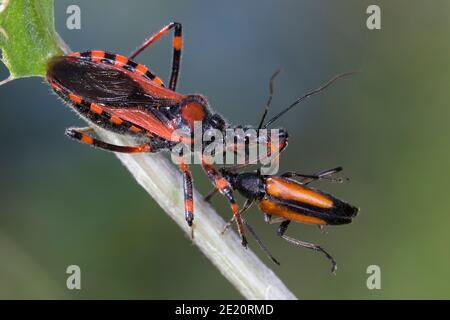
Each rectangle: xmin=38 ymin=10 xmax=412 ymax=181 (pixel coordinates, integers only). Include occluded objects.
xmin=281 ymin=167 xmax=346 ymax=185
xmin=129 ymin=22 xmax=182 ymax=91
xmin=65 ymin=127 xmax=151 ymax=153
xmin=202 ymin=158 xmax=247 ymax=247
xmin=203 ymin=188 xmax=218 ymax=203
xmin=243 ymin=218 xmax=280 ymax=266
xmin=176 ymin=157 xmax=194 ymax=229
xmin=277 ymin=220 xmax=337 ymax=274
xmin=222 ymin=199 xmax=254 ymax=234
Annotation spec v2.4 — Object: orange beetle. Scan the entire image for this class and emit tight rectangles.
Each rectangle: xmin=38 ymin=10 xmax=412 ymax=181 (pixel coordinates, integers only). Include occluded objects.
xmin=214 ymin=166 xmax=359 ymax=273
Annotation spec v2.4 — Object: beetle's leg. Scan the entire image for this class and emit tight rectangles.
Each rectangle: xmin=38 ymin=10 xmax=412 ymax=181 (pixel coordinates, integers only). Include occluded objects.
xmin=129 ymin=22 xmax=182 ymax=91
xmin=202 ymin=157 xmax=247 ymax=247
xmin=243 ymin=219 xmax=280 ymax=266
xmin=277 ymin=220 xmax=337 ymax=273
xmin=65 ymin=127 xmax=152 ymax=153
xmin=265 ymin=215 xmax=286 ymax=225
xmin=220 ymin=199 xmax=279 ymax=264
xmin=176 ymin=157 xmax=194 ymax=229
xmin=221 ymin=199 xmax=254 ymax=234
xmin=281 ymin=167 xmax=346 ymax=185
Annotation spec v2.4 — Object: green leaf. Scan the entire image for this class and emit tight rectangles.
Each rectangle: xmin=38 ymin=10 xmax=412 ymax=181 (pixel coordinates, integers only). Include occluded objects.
xmin=0 ymin=0 xmax=66 ymax=81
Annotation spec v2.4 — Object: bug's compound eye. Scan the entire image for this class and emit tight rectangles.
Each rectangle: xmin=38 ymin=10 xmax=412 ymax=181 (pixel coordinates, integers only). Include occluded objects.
xmin=210 ymin=114 xmax=226 ymax=131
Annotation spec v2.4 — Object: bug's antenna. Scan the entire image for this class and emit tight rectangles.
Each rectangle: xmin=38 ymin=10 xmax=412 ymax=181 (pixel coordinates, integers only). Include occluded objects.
xmin=258 ymin=69 xmax=281 ymax=130
xmin=263 ymin=71 xmax=359 ymax=129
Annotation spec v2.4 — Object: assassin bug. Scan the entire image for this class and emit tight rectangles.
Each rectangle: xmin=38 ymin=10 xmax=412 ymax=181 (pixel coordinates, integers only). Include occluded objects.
xmin=215 ymin=166 xmax=359 ymax=273
xmin=46 ymin=22 xmax=354 ymax=247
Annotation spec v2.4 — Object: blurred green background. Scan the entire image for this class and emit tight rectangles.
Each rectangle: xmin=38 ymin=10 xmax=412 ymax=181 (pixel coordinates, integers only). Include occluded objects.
xmin=1 ymin=0 xmax=449 ymax=299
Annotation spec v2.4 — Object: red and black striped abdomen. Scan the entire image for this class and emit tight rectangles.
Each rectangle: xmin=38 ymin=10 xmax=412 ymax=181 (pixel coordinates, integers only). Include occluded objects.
xmin=46 ymin=51 xmax=185 ymax=108
xmin=46 ymin=51 xmax=190 ymax=141
xmin=259 ymin=177 xmax=358 ymax=225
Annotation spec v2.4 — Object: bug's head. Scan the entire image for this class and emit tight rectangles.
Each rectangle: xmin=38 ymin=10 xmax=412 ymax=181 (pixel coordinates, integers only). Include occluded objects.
xmin=208 ymin=113 xmax=227 ymax=132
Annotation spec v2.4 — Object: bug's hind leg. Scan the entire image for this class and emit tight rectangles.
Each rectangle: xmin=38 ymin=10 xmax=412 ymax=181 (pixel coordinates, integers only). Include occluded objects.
xmin=129 ymin=22 xmax=183 ymax=91
xmin=277 ymin=220 xmax=337 ymax=273
xmin=65 ymin=127 xmax=152 ymax=153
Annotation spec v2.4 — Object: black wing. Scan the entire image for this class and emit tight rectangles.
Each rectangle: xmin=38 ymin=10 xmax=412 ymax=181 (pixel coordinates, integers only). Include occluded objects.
xmin=47 ymin=56 xmax=176 ymax=108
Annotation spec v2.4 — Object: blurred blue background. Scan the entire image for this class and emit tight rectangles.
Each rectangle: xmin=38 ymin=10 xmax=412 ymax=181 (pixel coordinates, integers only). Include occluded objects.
xmin=1 ymin=0 xmax=449 ymax=299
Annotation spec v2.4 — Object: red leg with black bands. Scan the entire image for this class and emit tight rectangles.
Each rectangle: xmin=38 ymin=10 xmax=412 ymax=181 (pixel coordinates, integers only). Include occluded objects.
xmin=201 ymin=157 xmax=247 ymax=247
xmin=177 ymin=158 xmax=194 ymax=227
xmin=65 ymin=127 xmax=151 ymax=153
xmin=129 ymin=22 xmax=183 ymax=91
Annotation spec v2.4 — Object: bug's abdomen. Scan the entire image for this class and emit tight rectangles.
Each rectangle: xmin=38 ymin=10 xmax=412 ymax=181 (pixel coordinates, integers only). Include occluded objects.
xmin=261 ymin=177 xmax=358 ymax=225
xmin=45 ymin=52 xmax=186 ymax=139
xmin=46 ymin=52 xmax=185 ymax=107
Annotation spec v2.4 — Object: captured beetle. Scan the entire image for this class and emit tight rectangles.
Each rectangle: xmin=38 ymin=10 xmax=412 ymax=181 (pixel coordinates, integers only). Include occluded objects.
xmin=207 ymin=166 xmax=359 ymax=272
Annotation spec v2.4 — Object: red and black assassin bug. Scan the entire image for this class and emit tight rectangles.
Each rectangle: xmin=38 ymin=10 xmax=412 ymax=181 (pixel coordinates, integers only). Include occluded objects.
xmin=214 ymin=166 xmax=359 ymax=272
xmin=46 ymin=22 xmax=354 ymax=247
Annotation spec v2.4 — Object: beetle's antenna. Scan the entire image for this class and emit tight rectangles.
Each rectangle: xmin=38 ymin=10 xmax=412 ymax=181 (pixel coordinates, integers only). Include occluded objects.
xmin=258 ymin=69 xmax=281 ymax=130
xmin=263 ymin=71 xmax=359 ymax=128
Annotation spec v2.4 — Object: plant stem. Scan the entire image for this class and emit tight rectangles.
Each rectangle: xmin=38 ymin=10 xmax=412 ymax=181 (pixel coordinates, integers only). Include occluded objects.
xmin=95 ymin=128 xmax=297 ymax=300
xmin=1 ymin=0 xmax=297 ymax=299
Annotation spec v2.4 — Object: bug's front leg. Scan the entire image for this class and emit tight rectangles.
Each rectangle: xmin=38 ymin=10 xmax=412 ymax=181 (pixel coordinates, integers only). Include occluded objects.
xmin=201 ymin=157 xmax=247 ymax=247
xmin=176 ymin=157 xmax=194 ymax=228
